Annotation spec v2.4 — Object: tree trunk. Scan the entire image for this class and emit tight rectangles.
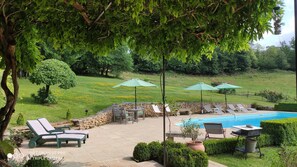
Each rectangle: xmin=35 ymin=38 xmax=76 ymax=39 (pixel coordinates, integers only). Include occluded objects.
xmin=45 ymin=85 xmax=50 ymax=98
xmin=105 ymin=66 xmax=109 ymax=76
xmin=0 ymin=19 xmax=19 ymax=141
xmin=100 ymin=68 xmax=104 ymax=75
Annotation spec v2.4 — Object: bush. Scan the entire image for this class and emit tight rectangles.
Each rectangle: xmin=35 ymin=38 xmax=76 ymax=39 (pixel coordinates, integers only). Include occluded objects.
xmin=251 ymin=102 xmax=274 ymax=110
xmin=148 ymin=141 xmax=162 ymax=160
xmin=204 ymin=138 xmax=241 ymax=155
xmin=133 ymin=141 xmax=208 ymax=167
xmin=274 ymin=103 xmax=297 ymax=112
xmin=167 ymin=148 xmax=191 ymax=167
xmin=24 ymin=155 xmax=52 ymax=167
xmin=167 ymin=146 xmax=208 ymax=167
xmin=66 ymin=110 xmax=72 ymax=120
xmin=16 ymin=113 xmax=25 ymax=125
xmin=133 ymin=142 xmax=150 ymax=162
xmin=204 ymin=134 xmax=273 ymax=155
xmin=31 ymin=87 xmax=57 ymax=104
xmin=256 ymin=90 xmax=284 ymax=102
xmin=279 ymin=146 xmax=297 ymax=167
xmin=261 ymin=118 xmax=297 ymax=146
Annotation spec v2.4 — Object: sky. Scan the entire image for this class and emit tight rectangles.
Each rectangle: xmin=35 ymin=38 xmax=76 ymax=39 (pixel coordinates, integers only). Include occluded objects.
xmin=255 ymin=0 xmax=295 ymax=47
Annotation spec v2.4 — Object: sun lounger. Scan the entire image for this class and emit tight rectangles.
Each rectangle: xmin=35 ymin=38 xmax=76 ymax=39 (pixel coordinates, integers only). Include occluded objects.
xmin=204 ymin=123 xmax=226 ymax=140
xmin=203 ymin=105 xmax=223 ymax=114
xmin=236 ymin=104 xmax=257 ymax=112
xmin=214 ymin=104 xmax=225 ymax=114
xmin=227 ymin=104 xmax=238 ymax=112
xmin=38 ymin=118 xmax=89 ymax=138
xmin=27 ymin=120 xmax=86 ymax=148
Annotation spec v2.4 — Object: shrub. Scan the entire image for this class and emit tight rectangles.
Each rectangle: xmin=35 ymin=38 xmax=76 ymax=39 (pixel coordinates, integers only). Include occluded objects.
xmin=167 ymin=147 xmax=208 ymax=167
xmin=9 ymin=129 xmax=24 ymax=147
xmin=256 ymin=90 xmax=284 ymax=102
xmin=191 ymin=149 xmax=208 ymax=167
xmin=204 ymin=138 xmax=241 ymax=155
xmin=279 ymin=146 xmax=297 ymax=167
xmin=8 ymin=154 xmax=63 ymax=167
xmin=66 ymin=110 xmax=72 ymax=120
xmin=261 ymin=118 xmax=297 ymax=146
xmin=16 ymin=113 xmax=25 ymax=125
xmin=134 ymin=141 xmax=208 ymax=167
xmin=133 ymin=142 xmax=150 ymax=162
xmin=274 ymin=103 xmax=297 ymax=112
xmin=167 ymin=147 xmax=194 ymax=167
xmin=204 ymin=134 xmax=273 ymax=155
xmin=24 ymin=155 xmax=52 ymax=167
xmin=31 ymin=87 xmax=57 ymax=104
xmin=148 ymin=141 xmax=162 ymax=160
xmin=251 ymin=102 xmax=274 ymax=110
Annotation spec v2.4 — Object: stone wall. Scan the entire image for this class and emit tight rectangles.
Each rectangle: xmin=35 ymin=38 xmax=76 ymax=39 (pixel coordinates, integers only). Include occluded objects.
xmin=12 ymin=102 xmax=258 ymax=133
xmin=71 ymin=102 xmax=223 ymax=129
xmin=71 ymin=106 xmax=113 ymax=130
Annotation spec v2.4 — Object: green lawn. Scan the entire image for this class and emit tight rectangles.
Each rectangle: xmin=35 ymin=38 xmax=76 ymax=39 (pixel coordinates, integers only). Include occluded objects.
xmin=1 ymin=70 xmax=295 ymax=126
xmin=209 ymin=147 xmax=282 ymax=167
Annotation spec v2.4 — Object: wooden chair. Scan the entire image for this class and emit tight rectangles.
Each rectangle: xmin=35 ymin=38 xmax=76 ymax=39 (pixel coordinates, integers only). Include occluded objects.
xmin=204 ymin=123 xmax=226 ymax=140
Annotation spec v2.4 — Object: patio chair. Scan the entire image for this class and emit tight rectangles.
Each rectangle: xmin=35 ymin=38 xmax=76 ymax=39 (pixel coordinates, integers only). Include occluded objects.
xmin=152 ymin=104 xmax=162 ymax=117
xmin=27 ymin=120 xmax=86 ymax=148
xmin=165 ymin=104 xmax=171 ymax=112
xmin=112 ymin=105 xmax=124 ymax=122
xmin=237 ymin=104 xmax=257 ymax=112
xmin=37 ymin=118 xmax=89 ymax=138
xmin=204 ymin=123 xmax=226 ymax=140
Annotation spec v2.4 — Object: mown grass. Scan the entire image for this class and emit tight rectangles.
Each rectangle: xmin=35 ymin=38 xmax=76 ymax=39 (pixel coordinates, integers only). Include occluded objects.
xmin=209 ymin=147 xmax=282 ymax=167
xmin=1 ymin=70 xmax=295 ymax=126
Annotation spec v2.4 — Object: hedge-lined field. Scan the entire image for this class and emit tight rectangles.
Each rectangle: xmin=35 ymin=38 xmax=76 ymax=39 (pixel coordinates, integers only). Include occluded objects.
xmin=2 ymin=70 xmax=295 ymax=126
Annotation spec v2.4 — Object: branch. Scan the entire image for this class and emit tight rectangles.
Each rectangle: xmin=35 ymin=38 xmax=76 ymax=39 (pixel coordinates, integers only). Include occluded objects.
xmin=65 ymin=0 xmax=92 ymax=25
xmin=6 ymin=10 xmax=22 ymax=19
xmin=94 ymin=2 xmax=112 ymax=24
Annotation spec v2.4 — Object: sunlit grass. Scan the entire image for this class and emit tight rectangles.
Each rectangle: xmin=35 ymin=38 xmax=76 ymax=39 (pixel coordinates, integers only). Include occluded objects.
xmin=209 ymin=147 xmax=282 ymax=167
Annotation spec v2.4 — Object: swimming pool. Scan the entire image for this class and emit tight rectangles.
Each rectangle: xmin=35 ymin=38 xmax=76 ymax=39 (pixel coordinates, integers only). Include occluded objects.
xmin=178 ymin=112 xmax=297 ymax=128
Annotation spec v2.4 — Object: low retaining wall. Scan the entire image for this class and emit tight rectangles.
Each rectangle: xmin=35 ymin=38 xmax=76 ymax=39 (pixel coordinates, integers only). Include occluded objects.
xmin=71 ymin=102 xmax=217 ymax=129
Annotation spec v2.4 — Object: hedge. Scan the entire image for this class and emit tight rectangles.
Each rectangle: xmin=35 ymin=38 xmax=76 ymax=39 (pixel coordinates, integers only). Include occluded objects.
xmin=133 ymin=140 xmax=208 ymax=167
xmin=274 ymin=103 xmax=297 ymax=112
xmin=204 ymin=134 xmax=273 ymax=155
xmin=261 ymin=118 xmax=297 ymax=146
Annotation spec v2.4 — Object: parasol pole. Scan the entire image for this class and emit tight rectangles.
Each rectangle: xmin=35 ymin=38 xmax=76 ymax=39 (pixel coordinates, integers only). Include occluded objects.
xmin=135 ymin=87 xmax=137 ymax=109
xmin=201 ymin=90 xmax=203 ymax=113
xmin=225 ymin=92 xmax=227 ymax=112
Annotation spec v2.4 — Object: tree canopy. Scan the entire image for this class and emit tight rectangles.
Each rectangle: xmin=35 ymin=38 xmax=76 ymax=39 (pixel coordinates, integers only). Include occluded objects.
xmin=29 ymin=59 xmax=76 ymax=90
xmin=0 ymin=0 xmax=283 ymax=141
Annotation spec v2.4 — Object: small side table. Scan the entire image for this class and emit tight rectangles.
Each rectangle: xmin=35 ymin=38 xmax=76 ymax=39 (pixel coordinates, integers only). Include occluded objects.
xmin=127 ymin=108 xmax=144 ymax=122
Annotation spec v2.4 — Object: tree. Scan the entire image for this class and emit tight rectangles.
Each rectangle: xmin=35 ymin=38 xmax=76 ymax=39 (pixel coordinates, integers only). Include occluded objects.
xmin=280 ymin=38 xmax=295 ymax=71
xmin=72 ymin=46 xmax=133 ymax=77
xmin=0 ymin=0 xmax=283 ymax=143
xmin=29 ymin=59 xmax=76 ymax=101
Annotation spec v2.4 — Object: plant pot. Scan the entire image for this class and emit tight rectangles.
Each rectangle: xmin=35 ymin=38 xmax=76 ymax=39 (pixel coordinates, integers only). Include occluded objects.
xmin=187 ymin=141 xmax=205 ymax=152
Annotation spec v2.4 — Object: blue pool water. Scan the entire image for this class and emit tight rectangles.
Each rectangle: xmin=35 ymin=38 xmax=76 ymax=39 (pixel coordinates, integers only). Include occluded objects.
xmin=178 ymin=112 xmax=297 ymax=128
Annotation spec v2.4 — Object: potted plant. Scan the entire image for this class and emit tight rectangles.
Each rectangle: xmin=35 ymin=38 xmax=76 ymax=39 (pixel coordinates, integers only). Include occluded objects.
xmin=9 ymin=129 xmax=24 ymax=147
xmin=181 ymin=118 xmax=205 ymax=151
